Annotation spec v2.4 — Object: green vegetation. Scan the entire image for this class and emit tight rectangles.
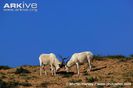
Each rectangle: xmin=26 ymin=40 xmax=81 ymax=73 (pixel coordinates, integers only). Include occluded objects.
xmin=122 ymin=70 xmax=133 ymax=82
xmin=0 ymin=79 xmax=7 ymax=88
xmin=86 ymin=76 xmax=95 ymax=83
xmin=15 ymin=67 xmax=30 ymax=74
xmin=94 ymin=54 xmax=133 ymax=60
xmin=96 ymin=85 xmax=104 ymax=88
xmin=0 ymin=72 xmax=6 ymax=79
xmin=19 ymin=73 xmax=33 ymax=80
xmin=20 ymin=82 xmax=32 ymax=87
xmin=62 ymin=73 xmax=73 ymax=78
xmin=6 ymin=81 xmax=20 ymax=88
xmin=0 ymin=79 xmax=31 ymax=88
xmin=110 ymin=79 xmax=116 ymax=83
xmin=8 ymin=74 xmax=16 ymax=79
xmin=57 ymin=71 xmax=74 ymax=78
xmin=69 ymin=79 xmax=82 ymax=83
xmin=129 ymin=54 xmax=133 ymax=58
xmin=93 ymin=55 xmax=104 ymax=60
xmin=112 ymin=85 xmax=124 ymax=88
xmin=64 ymin=85 xmax=88 ymax=88
xmin=39 ymin=81 xmax=50 ymax=87
xmin=19 ymin=73 xmax=38 ymax=80
xmin=105 ymin=55 xmax=125 ymax=59
xmin=124 ymin=71 xmax=133 ymax=77
xmin=0 ymin=66 xmax=11 ymax=70
xmin=83 ymin=71 xmax=89 ymax=76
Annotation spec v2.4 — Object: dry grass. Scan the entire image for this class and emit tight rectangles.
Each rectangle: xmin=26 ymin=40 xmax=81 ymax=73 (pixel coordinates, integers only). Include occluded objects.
xmin=0 ymin=58 xmax=133 ymax=88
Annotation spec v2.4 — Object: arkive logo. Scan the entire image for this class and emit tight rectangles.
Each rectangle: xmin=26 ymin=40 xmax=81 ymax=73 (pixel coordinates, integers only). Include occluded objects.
xmin=3 ymin=1 xmax=38 ymax=12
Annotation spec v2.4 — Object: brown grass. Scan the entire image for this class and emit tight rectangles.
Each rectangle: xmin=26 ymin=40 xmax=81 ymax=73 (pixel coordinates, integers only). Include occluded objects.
xmin=0 ymin=58 xmax=133 ymax=88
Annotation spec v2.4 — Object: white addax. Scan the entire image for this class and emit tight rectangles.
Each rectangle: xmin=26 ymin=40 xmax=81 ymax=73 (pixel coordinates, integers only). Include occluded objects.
xmin=65 ymin=51 xmax=93 ymax=75
xmin=39 ymin=53 xmax=61 ymax=76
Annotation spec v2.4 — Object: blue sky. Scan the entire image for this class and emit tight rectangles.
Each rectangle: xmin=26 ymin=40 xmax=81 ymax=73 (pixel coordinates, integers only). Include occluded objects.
xmin=0 ymin=0 xmax=133 ymax=67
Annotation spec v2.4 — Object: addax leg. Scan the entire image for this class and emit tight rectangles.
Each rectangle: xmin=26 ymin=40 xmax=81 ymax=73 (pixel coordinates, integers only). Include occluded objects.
xmin=87 ymin=59 xmax=92 ymax=72
xmin=50 ymin=64 xmax=54 ymax=76
xmin=40 ymin=66 xmax=42 ymax=76
xmin=39 ymin=61 xmax=42 ymax=76
xmin=53 ymin=68 xmax=56 ymax=76
xmin=43 ymin=66 xmax=47 ymax=75
xmin=76 ymin=62 xmax=80 ymax=75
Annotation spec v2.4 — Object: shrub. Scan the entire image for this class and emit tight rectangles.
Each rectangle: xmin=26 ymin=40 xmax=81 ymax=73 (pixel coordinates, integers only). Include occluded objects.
xmin=94 ymin=55 xmax=127 ymax=59
xmin=105 ymin=55 xmax=125 ymax=59
xmin=83 ymin=71 xmax=89 ymax=76
xmin=0 ymin=80 xmax=20 ymax=88
xmin=0 ymin=72 xmax=6 ymax=79
xmin=8 ymin=74 xmax=16 ymax=80
xmin=64 ymin=86 xmax=74 ymax=88
xmin=86 ymin=76 xmax=95 ymax=83
xmin=40 ymin=82 xmax=50 ymax=87
xmin=20 ymin=82 xmax=32 ymax=87
xmin=57 ymin=71 xmax=74 ymax=78
xmin=7 ymin=81 xmax=20 ymax=88
xmin=64 ymin=85 xmax=80 ymax=88
xmin=15 ymin=67 xmax=30 ymax=74
xmin=0 ymin=79 xmax=7 ymax=88
xmin=130 ymin=54 xmax=133 ymax=58
xmin=94 ymin=55 xmax=104 ymax=59
xmin=21 ymin=65 xmax=32 ymax=67
xmin=110 ymin=79 xmax=116 ymax=83
xmin=0 ymin=66 xmax=11 ymax=70
xmin=93 ymin=55 xmax=104 ymax=60
xmin=0 ymin=79 xmax=32 ymax=88
xmin=19 ymin=73 xmax=33 ymax=80
xmin=112 ymin=85 xmax=124 ymax=88
xmin=69 ymin=79 xmax=82 ymax=83
xmin=124 ymin=71 xmax=133 ymax=77
xmin=122 ymin=70 xmax=133 ymax=82
xmin=63 ymin=73 xmax=73 ymax=78
xmin=96 ymin=85 xmax=104 ymax=88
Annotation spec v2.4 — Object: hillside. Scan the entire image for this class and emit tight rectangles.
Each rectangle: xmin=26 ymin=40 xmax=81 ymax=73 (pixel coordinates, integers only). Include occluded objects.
xmin=0 ymin=58 xmax=133 ymax=88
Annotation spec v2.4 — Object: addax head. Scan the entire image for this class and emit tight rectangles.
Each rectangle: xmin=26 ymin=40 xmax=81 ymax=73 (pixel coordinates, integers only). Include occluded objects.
xmin=56 ymin=65 xmax=60 ymax=71
xmin=65 ymin=65 xmax=69 ymax=72
xmin=58 ymin=55 xmax=70 ymax=68
xmin=56 ymin=62 xmax=62 ymax=71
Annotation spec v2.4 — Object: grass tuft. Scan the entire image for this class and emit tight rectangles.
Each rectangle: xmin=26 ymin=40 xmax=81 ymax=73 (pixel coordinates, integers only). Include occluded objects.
xmin=40 ymin=82 xmax=50 ymax=87
xmin=86 ymin=76 xmax=95 ymax=83
xmin=69 ymin=79 xmax=82 ymax=83
xmin=20 ymin=82 xmax=32 ymax=87
xmin=15 ymin=67 xmax=30 ymax=74
xmin=83 ymin=71 xmax=89 ymax=76
xmin=96 ymin=85 xmax=104 ymax=88
xmin=0 ymin=66 xmax=11 ymax=70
